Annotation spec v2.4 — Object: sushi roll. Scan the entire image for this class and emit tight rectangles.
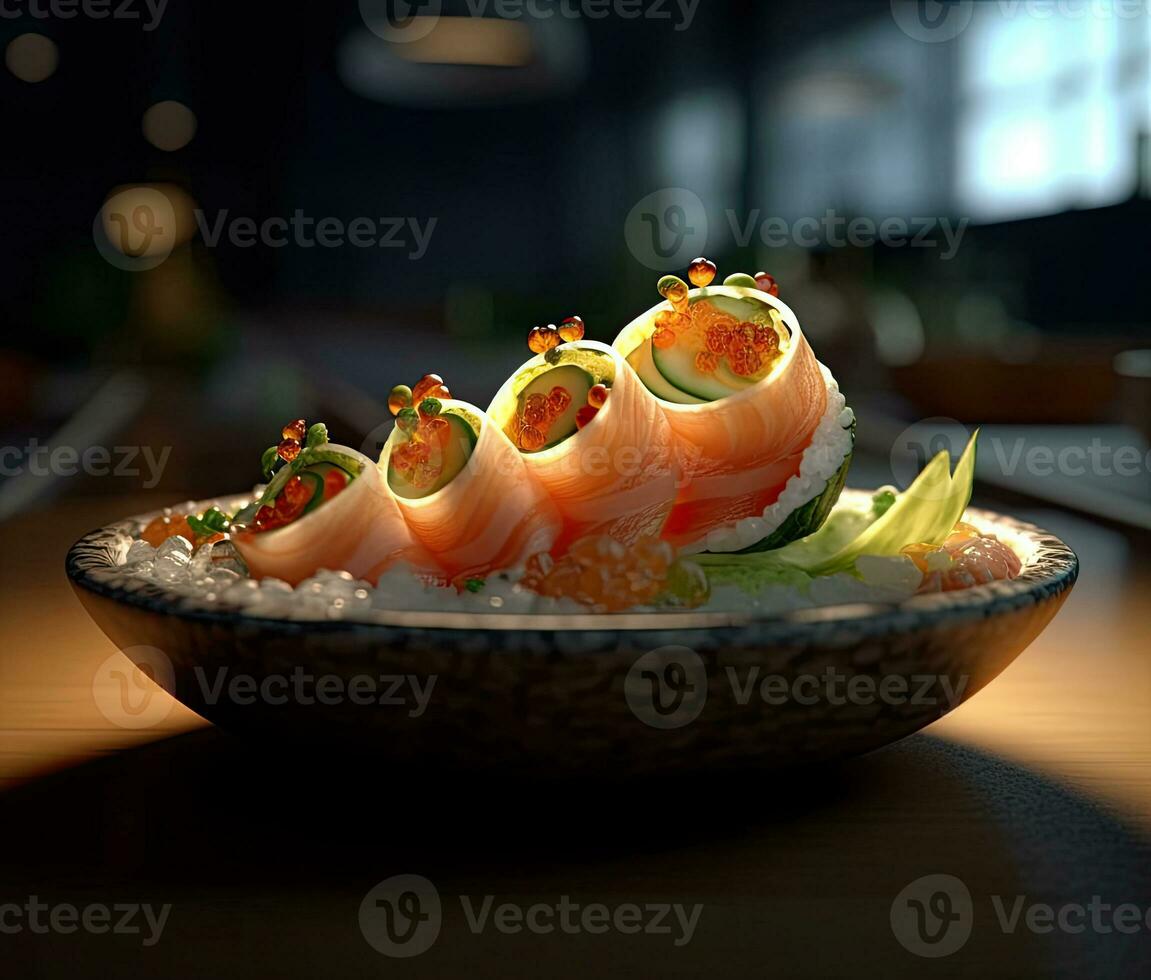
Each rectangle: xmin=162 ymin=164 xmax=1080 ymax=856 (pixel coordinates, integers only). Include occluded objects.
xmin=379 ymin=375 xmax=561 ymax=581
xmin=487 ymin=324 xmax=679 ymax=553
xmin=613 ymin=265 xmax=855 ymax=554
xmin=232 ymin=422 xmax=428 ymax=585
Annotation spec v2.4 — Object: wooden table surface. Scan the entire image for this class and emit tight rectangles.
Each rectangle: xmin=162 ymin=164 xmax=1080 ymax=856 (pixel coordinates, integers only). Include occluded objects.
xmin=2 ymin=492 xmax=1149 ymax=978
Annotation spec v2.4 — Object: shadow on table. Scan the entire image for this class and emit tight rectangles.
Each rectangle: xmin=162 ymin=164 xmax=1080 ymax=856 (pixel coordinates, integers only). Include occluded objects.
xmin=1 ymin=730 xmax=1149 ymax=979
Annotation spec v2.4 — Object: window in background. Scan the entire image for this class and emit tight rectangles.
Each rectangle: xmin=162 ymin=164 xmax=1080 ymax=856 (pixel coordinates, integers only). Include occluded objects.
xmin=755 ymin=18 xmax=956 ymax=223
xmin=957 ymin=6 xmax=1150 ymax=222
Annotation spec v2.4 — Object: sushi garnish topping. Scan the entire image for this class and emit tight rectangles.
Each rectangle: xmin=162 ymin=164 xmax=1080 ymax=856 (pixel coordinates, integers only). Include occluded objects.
xmin=277 ymin=438 xmax=301 ymax=463
xmin=515 ymin=387 xmax=578 ymax=447
xmin=387 ymin=384 xmax=413 ymax=416
xmin=574 ymin=405 xmax=598 ymax=430
xmin=754 ymin=271 xmax=780 ymax=296
xmin=587 ymin=383 xmax=609 ymax=409
xmin=900 ymin=521 xmax=1022 ymax=593
xmin=649 ymin=263 xmax=786 ymax=384
xmin=688 ymin=256 xmax=717 ymax=287
xmin=657 ymin=275 xmax=690 ymax=313
xmin=521 ymin=533 xmax=709 ymax=611
xmin=389 ymin=382 xmax=456 ymax=490
xmin=528 ymin=324 xmax=561 ymax=354
xmin=558 ymin=315 xmax=585 ymax=343
xmin=412 ymin=373 xmax=451 ymax=404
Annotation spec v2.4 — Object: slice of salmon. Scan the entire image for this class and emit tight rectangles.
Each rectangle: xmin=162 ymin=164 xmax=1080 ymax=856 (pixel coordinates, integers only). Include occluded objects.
xmin=378 ymin=400 xmax=561 ymax=581
xmin=234 ymin=446 xmax=433 ymax=585
xmin=613 ymin=286 xmax=828 ymax=550
xmin=487 ymin=341 xmax=679 ymax=554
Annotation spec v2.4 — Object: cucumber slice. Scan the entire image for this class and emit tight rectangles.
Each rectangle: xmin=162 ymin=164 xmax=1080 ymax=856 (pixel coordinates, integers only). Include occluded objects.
xmin=515 ymin=364 xmax=596 ymax=451
xmin=626 ymin=338 xmax=706 ymax=405
xmin=387 ymin=413 xmax=477 ymax=499
xmin=649 ymin=294 xmax=781 ymax=402
xmin=652 ymin=339 xmax=740 ymax=401
xmin=299 ymin=469 xmax=326 ymax=514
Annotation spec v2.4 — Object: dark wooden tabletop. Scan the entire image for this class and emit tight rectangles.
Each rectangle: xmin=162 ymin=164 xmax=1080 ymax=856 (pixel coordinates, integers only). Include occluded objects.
xmin=2 ymin=493 xmax=1149 ymax=978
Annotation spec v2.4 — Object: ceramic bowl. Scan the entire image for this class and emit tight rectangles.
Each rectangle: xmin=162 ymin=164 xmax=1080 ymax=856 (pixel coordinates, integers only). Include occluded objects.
xmin=66 ymin=494 xmax=1077 ymax=776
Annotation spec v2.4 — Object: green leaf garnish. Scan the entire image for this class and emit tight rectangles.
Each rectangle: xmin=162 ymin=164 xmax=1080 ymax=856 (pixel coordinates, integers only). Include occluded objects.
xmin=260 ymin=446 xmax=279 ymax=479
xmin=464 ymin=578 xmax=485 ymax=593
xmin=787 ymin=429 xmax=979 ymax=575
xmin=188 ymin=507 xmax=231 ymax=536
xmin=871 ymin=488 xmax=897 ymax=518
xmin=305 ymin=422 xmax=329 ymax=449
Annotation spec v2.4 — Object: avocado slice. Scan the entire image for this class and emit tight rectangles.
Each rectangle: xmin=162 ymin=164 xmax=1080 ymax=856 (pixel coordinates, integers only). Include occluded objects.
xmin=515 ymin=364 xmax=596 ymax=451
xmin=387 ymin=412 xmax=477 ymax=499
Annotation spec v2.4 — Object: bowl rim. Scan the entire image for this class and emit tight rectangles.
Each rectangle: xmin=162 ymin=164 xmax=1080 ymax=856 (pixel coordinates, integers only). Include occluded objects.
xmin=65 ymin=491 xmax=1079 ymax=639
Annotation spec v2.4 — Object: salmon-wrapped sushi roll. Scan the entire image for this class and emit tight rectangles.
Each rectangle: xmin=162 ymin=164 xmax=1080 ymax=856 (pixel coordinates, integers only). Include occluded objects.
xmin=232 ymin=429 xmax=429 ymax=585
xmin=613 ymin=268 xmax=855 ymax=554
xmin=379 ymin=375 xmax=560 ymax=581
xmin=487 ymin=336 xmax=678 ymax=553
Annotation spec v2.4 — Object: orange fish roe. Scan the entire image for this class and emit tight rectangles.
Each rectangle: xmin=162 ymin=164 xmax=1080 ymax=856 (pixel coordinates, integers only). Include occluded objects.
xmin=688 ymin=256 xmax=717 ymax=287
xmin=694 ymin=350 xmax=720 ymax=374
xmin=521 ymin=533 xmax=708 ymax=611
xmin=387 ymin=378 xmax=456 ymax=489
xmin=754 ymin=271 xmax=780 ymax=296
xmin=902 ymin=522 xmax=1022 ymax=593
xmin=412 ymin=373 xmax=451 ymax=403
xmin=558 ymin=315 xmax=585 ymax=343
xmin=528 ymin=325 xmax=560 ymax=354
xmin=648 ymin=265 xmax=786 ymax=383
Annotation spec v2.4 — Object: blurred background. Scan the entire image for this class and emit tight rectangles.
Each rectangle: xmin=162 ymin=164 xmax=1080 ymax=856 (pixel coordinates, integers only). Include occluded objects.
xmin=1 ymin=0 xmax=1149 ymax=527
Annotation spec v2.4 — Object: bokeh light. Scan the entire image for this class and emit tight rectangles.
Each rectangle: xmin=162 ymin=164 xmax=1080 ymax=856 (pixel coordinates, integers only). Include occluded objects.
xmin=142 ymin=100 xmax=198 ymax=151
xmin=5 ymin=34 xmax=59 ymax=84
